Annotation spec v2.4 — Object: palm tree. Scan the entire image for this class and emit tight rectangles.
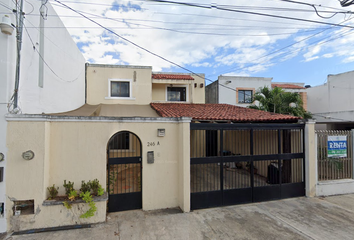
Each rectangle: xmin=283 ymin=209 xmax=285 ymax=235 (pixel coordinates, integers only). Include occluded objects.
xmin=248 ymin=86 xmax=312 ymax=119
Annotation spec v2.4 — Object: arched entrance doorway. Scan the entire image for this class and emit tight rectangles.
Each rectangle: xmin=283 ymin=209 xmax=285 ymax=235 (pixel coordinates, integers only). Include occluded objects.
xmin=107 ymin=131 xmax=142 ymax=212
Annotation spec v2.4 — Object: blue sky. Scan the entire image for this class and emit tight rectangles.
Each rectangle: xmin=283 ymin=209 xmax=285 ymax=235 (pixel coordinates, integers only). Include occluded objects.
xmin=52 ymin=0 xmax=354 ymax=87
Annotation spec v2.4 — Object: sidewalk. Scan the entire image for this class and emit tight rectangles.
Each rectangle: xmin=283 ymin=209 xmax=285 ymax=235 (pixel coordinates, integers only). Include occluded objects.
xmin=8 ymin=194 xmax=354 ymax=240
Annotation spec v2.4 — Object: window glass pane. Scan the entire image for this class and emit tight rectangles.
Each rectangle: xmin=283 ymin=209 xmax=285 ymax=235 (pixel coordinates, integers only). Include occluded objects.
xmin=238 ymin=91 xmax=245 ymax=103
xmin=167 ymin=87 xmax=186 ymax=101
xmin=245 ymin=91 xmax=252 ymax=103
xmin=111 ymin=82 xmax=130 ymax=97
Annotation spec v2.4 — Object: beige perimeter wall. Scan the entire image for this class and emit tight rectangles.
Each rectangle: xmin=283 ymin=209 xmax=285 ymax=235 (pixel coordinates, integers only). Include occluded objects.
xmin=6 ymin=117 xmax=190 ymax=232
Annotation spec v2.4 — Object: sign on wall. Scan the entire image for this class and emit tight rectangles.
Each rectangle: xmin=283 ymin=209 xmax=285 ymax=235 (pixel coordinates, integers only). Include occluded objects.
xmin=327 ymin=136 xmax=347 ymax=158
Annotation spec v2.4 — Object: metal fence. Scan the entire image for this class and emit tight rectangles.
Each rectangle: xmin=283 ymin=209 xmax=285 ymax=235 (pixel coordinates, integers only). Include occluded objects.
xmin=190 ymin=123 xmax=305 ymax=210
xmin=317 ymin=130 xmax=353 ymax=181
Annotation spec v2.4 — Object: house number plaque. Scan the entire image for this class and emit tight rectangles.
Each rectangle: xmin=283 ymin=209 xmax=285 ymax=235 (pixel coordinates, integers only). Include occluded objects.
xmin=147 ymin=142 xmax=160 ymax=147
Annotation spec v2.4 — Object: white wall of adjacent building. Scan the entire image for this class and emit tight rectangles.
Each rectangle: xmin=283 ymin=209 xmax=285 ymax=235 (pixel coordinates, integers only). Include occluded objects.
xmin=0 ymin=0 xmax=16 ymax=232
xmin=307 ymin=70 xmax=354 ymax=125
xmin=0 ymin=0 xmax=85 ymax=233
xmin=208 ymin=76 xmax=272 ymax=107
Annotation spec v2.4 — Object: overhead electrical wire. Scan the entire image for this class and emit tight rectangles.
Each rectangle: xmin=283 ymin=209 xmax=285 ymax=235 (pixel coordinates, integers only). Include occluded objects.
xmin=339 ymin=0 xmax=354 ymax=7
xmin=277 ymin=0 xmax=345 ymax=18
xmin=51 ymin=0 xmax=354 ymax=93
xmin=53 ymin=0 xmax=213 ymax=83
xmin=206 ymin=16 xmax=354 ymax=79
xmin=51 ymin=0 xmax=350 ymax=14
xmin=144 ymin=0 xmax=354 ymax=29
xmin=22 ymin=15 xmax=325 ymax=31
xmin=23 ymin=23 xmax=82 ymax=83
xmin=49 ymin=3 xmax=322 ymax=37
xmin=0 ymin=2 xmax=13 ymax=10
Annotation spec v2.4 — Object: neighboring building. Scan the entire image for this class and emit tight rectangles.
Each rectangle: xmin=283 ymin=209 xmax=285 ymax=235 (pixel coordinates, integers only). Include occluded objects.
xmin=271 ymin=83 xmax=308 ymax=111
xmin=307 ymin=70 xmax=354 ymax=130
xmin=206 ymin=76 xmax=307 ymax=110
xmin=206 ymin=76 xmax=272 ymax=107
xmin=0 ymin=0 xmax=85 ymax=233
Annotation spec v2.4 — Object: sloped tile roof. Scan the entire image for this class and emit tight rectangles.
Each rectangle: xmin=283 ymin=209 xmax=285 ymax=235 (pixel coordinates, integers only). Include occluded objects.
xmin=152 ymin=73 xmax=194 ymax=80
xmin=150 ymin=103 xmax=300 ymax=123
xmin=272 ymin=83 xmax=305 ymax=89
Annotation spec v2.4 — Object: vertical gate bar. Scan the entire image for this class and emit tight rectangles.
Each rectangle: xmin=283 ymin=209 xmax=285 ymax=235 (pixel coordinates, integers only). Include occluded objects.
xmin=220 ymin=130 xmax=224 ymax=204
xmin=302 ymin=127 xmax=306 ymax=184
xmin=352 ymin=130 xmax=354 ymax=179
xmin=108 ymin=164 xmax=111 ymax=196
xmin=250 ymin=129 xmax=254 ymax=202
xmin=278 ymin=129 xmax=282 ymax=186
xmin=117 ymin=164 xmax=119 ymax=194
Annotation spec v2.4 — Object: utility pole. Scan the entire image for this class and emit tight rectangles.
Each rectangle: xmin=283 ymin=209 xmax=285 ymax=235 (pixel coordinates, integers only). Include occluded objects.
xmin=13 ymin=0 xmax=24 ymax=111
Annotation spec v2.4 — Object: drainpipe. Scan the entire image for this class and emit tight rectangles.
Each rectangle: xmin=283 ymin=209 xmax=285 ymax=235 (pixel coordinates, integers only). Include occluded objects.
xmin=13 ymin=0 xmax=24 ymax=110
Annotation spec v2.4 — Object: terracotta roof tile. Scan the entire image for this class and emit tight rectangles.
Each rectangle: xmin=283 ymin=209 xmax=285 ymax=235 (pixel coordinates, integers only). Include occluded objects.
xmin=152 ymin=73 xmax=194 ymax=80
xmin=272 ymin=83 xmax=305 ymax=89
xmin=150 ymin=103 xmax=300 ymax=123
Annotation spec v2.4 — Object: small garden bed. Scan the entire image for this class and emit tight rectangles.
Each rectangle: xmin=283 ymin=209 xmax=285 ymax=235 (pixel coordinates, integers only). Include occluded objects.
xmin=42 ymin=192 xmax=108 ymax=206
xmin=43 ymin=179 xmax=107 ymax=218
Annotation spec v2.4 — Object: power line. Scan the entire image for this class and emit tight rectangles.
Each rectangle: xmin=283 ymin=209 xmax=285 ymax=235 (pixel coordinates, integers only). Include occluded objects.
xmin=207 ymin=14 xmax=354 ymax=79
xmin=145 ymin=0 xmax=354 ymax=29
xmin=0 ymin=2 xmax=13 ymax=11
xmin=51 ymin=0 xmax=354 ymax=94
xmin=51 ymin=0 xmax=352 ymax=14
xmin=20 ymin=26 xmax=321 ymax=37
xmin=53 ymin=0 xmax=213 ymax=81
xmin=49 ymin=2 xmax=324 ymax=37
xmin=277 ymin=0 xmax=343 ymax=18
xmin=340 ymin=0 xmax=354 ymax=7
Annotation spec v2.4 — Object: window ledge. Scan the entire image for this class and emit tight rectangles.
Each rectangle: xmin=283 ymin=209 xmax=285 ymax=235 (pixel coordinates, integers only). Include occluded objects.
xmin=42 ymin=192 xmax=108 ymax=206
xmin=105 ymin=97 xmax=136 ymax=100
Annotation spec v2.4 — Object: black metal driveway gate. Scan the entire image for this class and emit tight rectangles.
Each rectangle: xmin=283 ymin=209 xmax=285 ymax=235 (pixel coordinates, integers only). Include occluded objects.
xmin=190 ymin=123 xmax=305 ymax=210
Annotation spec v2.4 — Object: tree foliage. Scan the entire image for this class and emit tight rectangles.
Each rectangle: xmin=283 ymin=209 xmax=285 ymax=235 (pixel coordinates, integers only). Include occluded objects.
xmin=248 ymin=86 xmax=312 ymax=119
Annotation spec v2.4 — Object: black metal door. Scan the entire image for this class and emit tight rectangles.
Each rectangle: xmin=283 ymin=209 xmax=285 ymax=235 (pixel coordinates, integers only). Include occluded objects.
xmin=107 ymin=131 xmax=142 ymax=212
xmin=190 ymin=123 xmax=305 ymax=210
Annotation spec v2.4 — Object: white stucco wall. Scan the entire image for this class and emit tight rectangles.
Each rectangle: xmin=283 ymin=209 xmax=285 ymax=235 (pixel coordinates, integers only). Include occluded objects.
xmin=307 ymin=70 xmax=354 ymax=122
xmin=217 ymin=76 xmax=272 ymax=107
xmin=1 ymin=0 xmax=85 ymax=233
xmin=2 ymin=0 xmax=86 ymax=114
xmin=5 ymin=115 xmax=191 ymax=232
xmin=0 ymin=0 xmax=18 ymax=233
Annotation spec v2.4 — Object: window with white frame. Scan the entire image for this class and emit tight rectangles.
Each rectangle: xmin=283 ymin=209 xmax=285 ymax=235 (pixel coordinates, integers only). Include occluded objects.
xmin=109 ymin=79 xmax=132 ymax=98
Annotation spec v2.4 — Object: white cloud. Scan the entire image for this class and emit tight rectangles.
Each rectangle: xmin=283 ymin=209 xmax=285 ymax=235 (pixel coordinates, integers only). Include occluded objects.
xmin=343 ymin=55 xmax=354 ymax=63
xmin=304 ymin=56 xmax=319 ymax=62
xmin=323 ymin=53 xmax=334 ymax=58
xmin=50 ymin=0 xmax=354 ymax=76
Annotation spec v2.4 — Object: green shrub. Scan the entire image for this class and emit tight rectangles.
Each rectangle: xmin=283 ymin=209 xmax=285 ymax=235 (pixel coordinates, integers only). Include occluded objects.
xmin=63 ymin=180 xmax=74 ymax=196
xmin=47 ymin=184 xmax=59 ymax=200
xmin=80 ymin=180 xmax=91 ymax=193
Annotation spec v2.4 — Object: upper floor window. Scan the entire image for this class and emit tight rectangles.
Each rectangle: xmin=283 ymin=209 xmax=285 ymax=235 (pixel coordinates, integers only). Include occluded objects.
xmin=238 ymin=90 xmax=253 ymax=103
xmin=108 ymin=79 xmax=132 ymax=98
xmin=167 ymin=87 xmax=186 ymax=101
